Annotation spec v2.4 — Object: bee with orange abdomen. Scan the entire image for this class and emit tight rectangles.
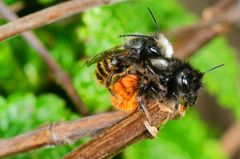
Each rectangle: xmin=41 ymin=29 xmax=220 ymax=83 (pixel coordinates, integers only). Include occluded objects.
xmin=110 ymin=57 xmax=224 ymax=117
xmin=86 ymin=8 xmax=173 ymax=115
xmin=86 ymin=31 xmax=173 ymax=87
xmin=86 ymin=8 xmax=224 ymax=136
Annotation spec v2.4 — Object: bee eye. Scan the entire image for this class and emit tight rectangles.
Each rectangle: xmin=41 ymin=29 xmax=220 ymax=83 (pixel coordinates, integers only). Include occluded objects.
xmin=140 ymin=42 xmax=161 ymax=59
xmin=148 ymin=45 xmax=158 ymax=54
xmin=182 ymin=75 xmax=189 ymax=92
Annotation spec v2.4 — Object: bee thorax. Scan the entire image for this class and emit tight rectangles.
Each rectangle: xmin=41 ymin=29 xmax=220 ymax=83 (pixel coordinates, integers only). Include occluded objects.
xmin=150 ymin=58 xmax=169 ymax=69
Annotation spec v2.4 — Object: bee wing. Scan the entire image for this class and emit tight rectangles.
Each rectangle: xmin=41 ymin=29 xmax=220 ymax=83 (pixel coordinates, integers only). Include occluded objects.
xmin=85 ymin=45 xmax=128 ymax=66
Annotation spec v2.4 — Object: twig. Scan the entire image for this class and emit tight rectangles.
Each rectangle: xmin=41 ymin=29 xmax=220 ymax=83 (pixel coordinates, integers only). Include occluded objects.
xmin=201 ymin=0 xmax=236 ymax=21
xmin=64 ymin=101 xmax=176 ymax=159
xmin=0 ymin=1 xmax=24 ymax=19
xmin=0 ymin=111 xmax=127 ymax=158
xmin=0 ymin=0 xmax=125 ymax=41
xmin=221 ymin=122 xmax=240 ymax=158
xmin=167 ymin=0 xmax=240 ymax=58
xmin=0 ymin=0 xmax=91 ymax=115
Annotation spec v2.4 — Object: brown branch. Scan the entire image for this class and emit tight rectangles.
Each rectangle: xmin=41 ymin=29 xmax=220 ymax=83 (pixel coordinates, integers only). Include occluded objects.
xmin=0 ymin=1 xmax=24 ymax=19
xmin=0 ymin=111 xmax=127 ymax=158
xmin=64 ymin=102 xmax=176 ymax=159
xmin=22 ymin=33 xmax=90 ymax=115
xmin=166 ymin=0 xmax=240 ymax=59
xmin=221 ymin=122 xmax=240 ymax=158
xmin=0 ymin=1 xmax=91 ymax=115
xmin=201 ymin=0 xmax=236 ymax=21
xmin=0 ymin=0 xmax=125 ymax=41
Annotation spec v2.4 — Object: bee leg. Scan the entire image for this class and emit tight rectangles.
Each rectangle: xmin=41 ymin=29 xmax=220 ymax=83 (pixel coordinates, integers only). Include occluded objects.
xmin=138 ymin=83 xmax=150 ymax=121
xmin=143 ymin=120 xmax=158 ymax=138
xmin=108 ymin=88 xmax=122 ymax=107
xmin=150 ymin=86 xmax=163 ymax=101
xmin=137 ymin=95 xmax=150 ymax=121
xmin=172 ymin=93 xmax=179 ymax=111
xmin=138 ymin=83 xmax=159 ymax=138
xmin=146 ymin=64 xmax=158 ymax=77
xmin=108 ymin=88 xmax=117 ymax=98
xmin=139 ymin=98 xmax=158 ymax=138
xmin=139 ymin=94 xmax=159 ymax=138
xmin=106 ymin=71 xmax=115 ymax=87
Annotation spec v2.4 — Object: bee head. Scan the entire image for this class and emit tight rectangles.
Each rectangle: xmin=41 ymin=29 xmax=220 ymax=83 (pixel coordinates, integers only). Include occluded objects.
xmin=147 ymin=7 xmax=173 ymax=58
xmin=120 ymin=7 xmax=173 ymax=62
xmin=172 ymin=64 xmax=203 ymax=106
xmin=139 ymin=33 xmax=173 ymax=59
xmin=121 ymin=35 xmax=164 ymax=62
xmin=171 ymin=63 xmax=224 ymax=106
xmin=138 ymin=36 xmax=164 ymax=59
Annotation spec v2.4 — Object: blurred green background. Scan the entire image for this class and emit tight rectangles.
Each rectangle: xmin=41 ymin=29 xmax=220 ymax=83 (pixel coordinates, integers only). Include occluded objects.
xmin=0 ymin=0 xmax=240 ymax=158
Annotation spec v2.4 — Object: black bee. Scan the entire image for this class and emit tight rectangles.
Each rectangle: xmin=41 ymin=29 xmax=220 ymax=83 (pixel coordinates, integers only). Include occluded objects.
xmin=86 ymin=8 xmax=175 ymax=125
xmin=86 ymin=8 xmax=173 ymax=88
xmin=139 ymin=56 xmax=224 ymax=112
xmin=86 ymin=7 xmax=224 ymax=136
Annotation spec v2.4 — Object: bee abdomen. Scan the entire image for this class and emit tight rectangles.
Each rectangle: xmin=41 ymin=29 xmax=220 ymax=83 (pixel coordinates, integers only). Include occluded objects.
xmin=95 ymin=59 xmax=113 ymax=85
xmin=110 ymin=74 xmax=140 ymax=112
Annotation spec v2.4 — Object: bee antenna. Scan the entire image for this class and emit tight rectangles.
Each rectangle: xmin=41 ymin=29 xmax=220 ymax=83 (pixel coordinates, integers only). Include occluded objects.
xmin=119 ymin=34 xmax=151 ymax=39
xmin=204 ymin=64 xmax=225 ymax=74
xmin=147 ymin=7 xmax=161 ymax=34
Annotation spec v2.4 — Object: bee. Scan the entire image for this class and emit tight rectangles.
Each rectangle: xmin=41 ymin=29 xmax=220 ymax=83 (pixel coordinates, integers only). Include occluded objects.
xmin=110 ymin=57 xmax=224 ymax=118
xmin=170 ymin=63 xmax=224 ymax=107
xmin=86 ymin=8 xmax=224 ymax=136
xmin=86 ymin=8 xmax=173 ymax=115
xmin=86 ymin=8 xmax=173 ymax=87
xmin=109 ymin=54 xmax=224 ymax=137
xmin=139 ymin=57 xmax=224 ymax=109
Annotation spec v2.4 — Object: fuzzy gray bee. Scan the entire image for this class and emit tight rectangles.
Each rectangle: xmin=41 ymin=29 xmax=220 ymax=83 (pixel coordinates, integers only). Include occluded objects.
xmin=86 ymin=8 xmax=174 ymax=108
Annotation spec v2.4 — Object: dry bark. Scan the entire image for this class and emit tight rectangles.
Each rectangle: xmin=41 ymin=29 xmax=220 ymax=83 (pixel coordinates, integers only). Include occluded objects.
xmin=0 ymin=111 xmax=127 ymax=158
xmin=167 ymin=0 xmax=239 ymax=58
xmin=0 ymin=0 xmax=125 ymax=41
xmin=63 ymin=101 xmax=178 ymax=159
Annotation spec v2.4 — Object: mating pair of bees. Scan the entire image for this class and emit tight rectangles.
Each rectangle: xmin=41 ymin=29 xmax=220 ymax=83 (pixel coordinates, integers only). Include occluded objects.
xmin=86 ymin=8 xmax=223 ymax=135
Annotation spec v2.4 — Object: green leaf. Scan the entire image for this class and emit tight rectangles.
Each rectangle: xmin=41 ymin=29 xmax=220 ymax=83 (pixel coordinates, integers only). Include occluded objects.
xmin=191 ymin=37 xmax=240 ymax=118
